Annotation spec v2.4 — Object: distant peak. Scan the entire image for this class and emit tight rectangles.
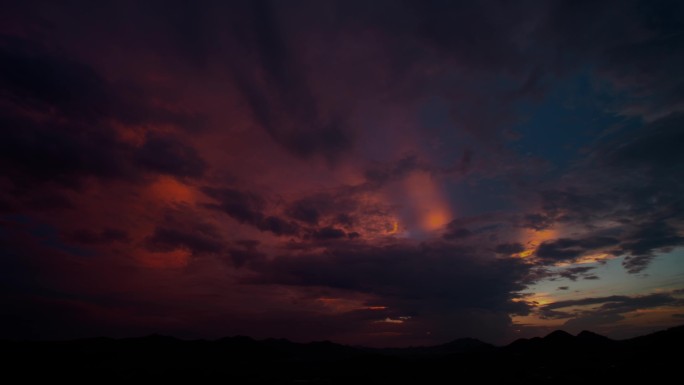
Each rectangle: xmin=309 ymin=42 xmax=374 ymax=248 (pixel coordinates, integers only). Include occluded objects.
xmin=544 ymin=330 xmax=574 ymax=340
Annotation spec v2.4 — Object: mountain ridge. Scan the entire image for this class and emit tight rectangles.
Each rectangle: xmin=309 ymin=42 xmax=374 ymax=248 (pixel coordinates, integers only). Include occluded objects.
xmin=3 ymin=324 xmax=683 ymax=383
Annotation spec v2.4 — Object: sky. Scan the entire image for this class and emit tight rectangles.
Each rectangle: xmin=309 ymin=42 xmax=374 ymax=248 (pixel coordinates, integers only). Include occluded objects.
xmin=1 ymin=0 xmax=683 ymax=347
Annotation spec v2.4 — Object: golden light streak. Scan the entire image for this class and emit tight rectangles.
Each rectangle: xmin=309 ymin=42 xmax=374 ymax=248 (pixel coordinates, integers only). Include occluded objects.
xmin=513 ymin=228 xmax=558 ymax=259
xmin=317 ymin=298 xmax=389 ymax=313
xmin=387 ymin=221 xmax=400 ymax=235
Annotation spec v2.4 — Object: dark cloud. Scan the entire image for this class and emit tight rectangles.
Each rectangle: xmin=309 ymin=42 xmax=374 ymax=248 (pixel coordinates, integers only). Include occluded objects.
xmin=557 ymin=286 xmax=569 ymax=291
xmin=537 ymin=292 xmax=684 ymax=333
xmin=520 ymin=213 xmax=555 ymax=231
xmin=0 ymin=35 xmax=111 ymax=121
xmin=247 ymin=240 xmax=532 ymax=315
xmin=605 ymin=114 xmax=684 ymax=170
xmin=541 ymin=293 xmax=680 ymax=315
xmin=494 ymin=242 xmax=525 ymax=255
xmin=203 ymin=187 xmax=300 ymax=236
xmin=202 ymin=187 xmax=265 ymax=224
xmin=364 ymin=156 xmax=426 ymax=185
xmin=145 ymin=226 xmax=223 ymax=255
xmin=556 ymin=266 xmax=598 ymax=282
xmin=619 ymin=222 xmax=684 ymax=273
xmin=442 ymin=227 xmax=472 ymax=240
xmin=0 ymin=36 xmax=206 ymax=191
xmin=231 ymin=0 xmax=354 ymax=162
xmin=536 ymin=237 xmax=620 ymax=262
xmin=256 ymin=216 xmax=300 ymax=236
xmin=285 ymin=193 xmax=366 ymax=231
xmin=144 ymin=207 xmax=224 ymax=256
xmin=442 ymin=216 xmax=502 ymax=241
xmin=525 ymin=109 xmax=684 ymax=273
xmin=311 ymin=226 xmax=347 ymax=241
xmin=286 ymin=199 xmax=321 ymax=225
xmin=134 ymin=135 xmax=206 ymax=178
xmin=0 ymin=109 xmax=126 ymax=188
xmin=69 ymin=228 xmax=130 ymax=245
xmin=225 ymin=239 xmax=266 ymax=268
xmin=335 ymin=214 xmax=355 ymax=227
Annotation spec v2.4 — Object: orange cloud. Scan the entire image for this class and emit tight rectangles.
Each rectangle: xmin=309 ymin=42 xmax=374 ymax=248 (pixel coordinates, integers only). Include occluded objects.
xmin=403 ymin=171 xmax=451 ymax=232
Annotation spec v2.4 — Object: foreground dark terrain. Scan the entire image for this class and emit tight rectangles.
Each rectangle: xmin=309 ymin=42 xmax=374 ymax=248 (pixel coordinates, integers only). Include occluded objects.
xmin=3 ymin=325 xmax=682 ymax=383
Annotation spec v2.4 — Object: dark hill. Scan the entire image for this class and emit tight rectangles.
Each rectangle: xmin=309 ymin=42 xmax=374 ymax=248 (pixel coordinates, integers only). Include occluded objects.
xmin=2 ymin=325 xmax=682 ymax=383
xmin=374 ymin=337 xmax=494 ymax=356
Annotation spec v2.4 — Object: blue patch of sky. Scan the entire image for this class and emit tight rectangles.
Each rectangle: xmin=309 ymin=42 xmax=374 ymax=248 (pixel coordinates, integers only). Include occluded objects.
xmin=524 ymin=247 xmax=684 ymax=300
xmin=508 ymin=71 xmax=641 ymax=171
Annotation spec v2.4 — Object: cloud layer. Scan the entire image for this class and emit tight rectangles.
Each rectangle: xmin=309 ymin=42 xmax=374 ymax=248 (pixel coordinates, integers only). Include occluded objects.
xmin=1 ymin=0 xmax=683 ymax=345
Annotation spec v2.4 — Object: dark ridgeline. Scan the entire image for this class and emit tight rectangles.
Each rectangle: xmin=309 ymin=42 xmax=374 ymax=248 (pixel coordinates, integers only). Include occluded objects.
xmin=2 ymin=325 xmax=682 ymax=383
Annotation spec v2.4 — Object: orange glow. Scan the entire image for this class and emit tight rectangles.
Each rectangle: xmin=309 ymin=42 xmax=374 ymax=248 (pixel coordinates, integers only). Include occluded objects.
xmin=112 ymin=121 xmax=147 ymax=146
xmin=558 ymin=252 xmax=616 ymax=266
xmin=317 ymin=298 xmax=391 ymax=313
xmin=366 ymin=306 xmax=388 ymax=310
xmin=386 ymin=221 xmax=400 ymax=235
xmin=403 ymin=171 xmax=451 ymax=231
xmin=513 ymin=228 xmax=558 ymax=259
xmin=148 ymin=176 xmax=196 ymax=204
xmin=137 ymin=249 xmax=191 ymax=269
xmin=424 ymin=210 xmax=449 ymax=230
xmin=318 ymin=297 xmax=368 ymax=313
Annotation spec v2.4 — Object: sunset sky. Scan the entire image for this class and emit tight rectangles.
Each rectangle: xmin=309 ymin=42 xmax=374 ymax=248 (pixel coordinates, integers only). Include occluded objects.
xmin=2 ymin=0 xmax=683 ymax=346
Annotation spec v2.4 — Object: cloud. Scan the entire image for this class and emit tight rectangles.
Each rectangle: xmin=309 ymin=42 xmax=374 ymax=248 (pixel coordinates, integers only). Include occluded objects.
xmin=255 ymin=216 xmax=300 ymax=237
xmin=202 ymin=187 xmax=300 ymax=237
xmin=143 ymin=206 xmax=225 ymax=256
xmin=619 ymin=222 xmax=684 ymax=273
xmin=134 ymin=135 xmax=206 ymax=179
xmin=230 ymin=1 xmax=354 ymax=162
xmin=0 ymin=36 xmax=206 ymax=192
xmin=286 ymin=199 xmax=321 ymax=225
xmin=238 ymin=238 xmax=538 ymax=343
xmin=363 ymin=156 xmax=427 ymax=185
xmin=521 ymin=112 xmax=684 ymax=272
xmin=202 ymin=188 xmax=265 ymax=224
xmin=556 ymin=266 xmax=598 ymax=282
xmin=145 ymin=226 xmax=223 ymax=255
xmin=494 ymin=242 xmax=526 ymax=255
xmin=538 ymin=293 xmax=684 ymax=325
xmin=310 ymin=226 xmax=347 ymax=241
xmin=248 ymin=239 xmax=532 ymax=313
xmin=520 ymin=213 xmax=555 ymax=231
xmin=227 ymin=240 xmax=266 ymax=268
xmin=2 ymin=0 xmax=684 ymax=345
xmin=69 ymin=228 xmax=130 ymax=245
xmin=536 ymin=237 xmax=620 ymax=262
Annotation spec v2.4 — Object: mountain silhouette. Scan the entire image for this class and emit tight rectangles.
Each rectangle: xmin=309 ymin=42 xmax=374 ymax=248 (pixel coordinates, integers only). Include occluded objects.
xmin=373 ymin=337 xmax=494 ymax=357
xmin=2 ymin=324 xmax=682 ymax=383
xmin=543 ymin=329 xmax=574 ymax=341
xmin=576 ymin=330 xmax=614 ymax=345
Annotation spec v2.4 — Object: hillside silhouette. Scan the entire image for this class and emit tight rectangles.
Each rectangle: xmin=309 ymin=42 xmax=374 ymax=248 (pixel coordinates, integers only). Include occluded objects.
xmin=2 ymin=325 xmax=682 ymax=383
